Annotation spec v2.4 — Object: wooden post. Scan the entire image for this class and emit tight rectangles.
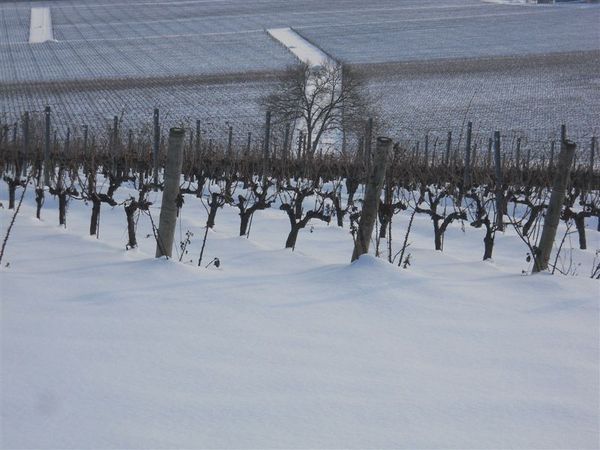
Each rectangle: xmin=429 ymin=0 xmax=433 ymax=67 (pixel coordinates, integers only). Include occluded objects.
xmin=128 ymin=129 xmax=133 ymax=154
xmin=263 ymin=111 xmax=271 ymax=185
xmin=590 ymin=136 xmax=596 ymax=175
xmin=533 ymin=141 xmax=577 ymax=273
xmin=112 ymin=115 xmax=119 ymax=154
xmin=445 ymin=131 xmax=452 ymax=166
xmin=282 ymin=123 xmax=290 ymax=162
xmin=83 ymin=125 xmax=88 ymax=156
xmin=588 ymin=136 xmax=600 ymax=186
xmin=22 ymin=111 xmax=29 ymax=155
xmin=297 ymin=130 xmax=303 ymax=159
xmin=515 ymin=137 xmax=521 ymax=173
xmin=227 ymin=125 xmax=233 ymax=159
xmin=463 ymin=122 xmax=472 ymax=187
xmin=364 ymin=118 xmax=373 ymax=169
xmin=153 ymin=108 xmax=160 ymax=186
xmin=493 ymin=131 xmax=504 ymax=232
xmin=424 ymin=133 xmax=429 ymax=169
xmin=195 ymin=119 xmax=201 ymax=163
xmin=155 ymin=128 xmax=185 ymax=258
xmin=44 ymin=106 xmax=51 ymax=187
xmin=65 ymin=128 xmax=70 ymax=155
xmin=351 ymin=137 xmax=392 ymax=262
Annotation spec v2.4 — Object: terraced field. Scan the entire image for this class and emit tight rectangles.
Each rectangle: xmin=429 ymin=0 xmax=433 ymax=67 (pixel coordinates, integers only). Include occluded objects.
xmin=0 ymin=0 xmax=598 ymax=147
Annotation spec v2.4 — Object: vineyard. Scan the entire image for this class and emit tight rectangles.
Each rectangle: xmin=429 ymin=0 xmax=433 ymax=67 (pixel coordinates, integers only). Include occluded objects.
xmin=1 ymin=109 xmax=598 ymax=269
xmin=1 ymin=0 xmax=599 ymax=448
xmin=1 ymin=113 xmax=599 ymax=448
xmin=1 ymin=0 xmax=598 ymax=139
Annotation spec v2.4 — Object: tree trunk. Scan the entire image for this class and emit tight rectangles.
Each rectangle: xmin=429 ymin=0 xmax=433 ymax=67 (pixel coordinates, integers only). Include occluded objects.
xmin=483 ymin=225 xmax=494 ymax=260
xmin=35 ymin=188 xmax=44 ymax=219
xmin=285 ymin=224 xmax=300 ymax=249
xmin=58 ymin=192 xmax=67 ymax=226
xmin=334 ymin=197 xmax=344 ymax=227
xmin=8 ymin=181 xmax=16 ymax=209
xmin=379 ymin=217 xmax=389 ymax=239
xmin=125 ymin=202 xmax=138 ymax=248
xmin=207 ymin=194 xmax=220 ymax=229
xmin=574 ymin=214 xmax=586 ymax=250
xmin=240 ymin=212 xmax=251 ymax=236
xmin=433 ymin=218 xmax=442 ymax=251
xmin=90 ymin=197 xmax=101 ymax=236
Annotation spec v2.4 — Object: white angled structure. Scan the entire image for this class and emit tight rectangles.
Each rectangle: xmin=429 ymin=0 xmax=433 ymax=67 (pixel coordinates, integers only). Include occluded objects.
xmin=29 ymin=7 xmax=54 ymax=44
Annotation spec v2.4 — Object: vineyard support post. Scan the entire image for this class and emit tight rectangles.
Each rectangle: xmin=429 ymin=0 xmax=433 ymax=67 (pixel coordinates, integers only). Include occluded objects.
xmin=365 ymin=118 xmax=373 ymax=170
xmin=83 ymin=125 xmax=88 ymax=155
xmin=493 ymin=131 xmax=504 ymax=232
xmin=21 ymin=112 xmax=29 ymax=176
xmin=262 ymin=111 xmax=271 ymax=186
xmin=44 ymin=106 xmax=51 ymax=187
xmin=463 ymin=121 xmax=472 ymax=188
xmin=533 ymin=140 xmax=577 ymax=273
xmin=155 ymin=127 xmax=185 ymax=258
xmin=195 ymin=119 xmax=201 ymax=163
xmin=296 ymin=130 xmax=302 ymax=159
xmin=589 ymin=136 xmax=596 ymax=192
xmin=112 ymin=115 xmax=118 ymax=154
xmin=153 ymin=108 xmax=160 ymax=187
xmin=351 ymin=136 xmax=392 ymax=262
xmin=589 ymin=136 xmax=596 ymax=175
xmin=22 ymin=111 xmax=29 ymax=156
xmin=424 ymin=133 xmax=429 ymax=169
xmin=445 ymin=131 xmax=452 ymax=166
xmin=282 ymin=123 xmax=290 ymax=162
xmin=65 ymin=128 xmax=70 ymax=155
xmin=515 ymin=137 xmax=521 ymax=174
xmin=227 ymin=125 xmax=233 ymax=159
xmin=128 ymin=129 xmax=133 ymax=155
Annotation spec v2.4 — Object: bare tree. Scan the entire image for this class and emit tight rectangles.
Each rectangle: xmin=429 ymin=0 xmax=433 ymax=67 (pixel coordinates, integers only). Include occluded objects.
xmin=263 ymin=62 xmax=369 ymax=157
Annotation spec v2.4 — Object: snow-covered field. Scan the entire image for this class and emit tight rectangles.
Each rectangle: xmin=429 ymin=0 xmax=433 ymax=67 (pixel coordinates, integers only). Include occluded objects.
xmin=1 ymin=0 xmax=598 ymax=139
xmin=1 ymin=182 xmax=598 ymax=448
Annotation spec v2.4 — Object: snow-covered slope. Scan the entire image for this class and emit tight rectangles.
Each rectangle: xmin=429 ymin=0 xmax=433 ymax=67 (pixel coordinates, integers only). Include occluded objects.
xmin=1 ymin=185 xmax=598 ymax=448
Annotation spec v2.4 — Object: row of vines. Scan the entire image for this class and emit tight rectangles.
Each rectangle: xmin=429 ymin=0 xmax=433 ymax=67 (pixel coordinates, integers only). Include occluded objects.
xmin=1 ymin=109 xmax=599 ymax=276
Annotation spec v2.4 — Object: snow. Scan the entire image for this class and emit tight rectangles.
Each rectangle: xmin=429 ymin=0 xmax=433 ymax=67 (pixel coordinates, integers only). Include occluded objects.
xmin=482 ymin=0 xmax=531 ymax=4
xmin=28 ymin=7 xmax=54 ymax=44
xmin=1 ymin=181 xmax=599 ymax=448
xmin=267 ymin=27 xmax=331 ymax=67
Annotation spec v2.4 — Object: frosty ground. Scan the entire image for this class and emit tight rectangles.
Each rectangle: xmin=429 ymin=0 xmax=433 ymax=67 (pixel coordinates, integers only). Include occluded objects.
xmin=1 ymin=0 xmax=598 ymax=139
xmin=1 ymin=182 xmax=598 ymax=449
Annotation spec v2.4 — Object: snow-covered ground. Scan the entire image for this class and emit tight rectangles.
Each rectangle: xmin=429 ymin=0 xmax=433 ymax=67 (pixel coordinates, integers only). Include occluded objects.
xmin=28 ymin=7 xmax=54 ymax=44
xmin=1 ymin=181 xmax=598 ymax=448
xmin=267 ymin=28 xmax=330 ymax=67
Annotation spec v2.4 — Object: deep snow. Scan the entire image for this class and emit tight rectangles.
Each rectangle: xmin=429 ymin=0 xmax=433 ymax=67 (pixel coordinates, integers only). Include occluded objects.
xmin=1 ymin=182 xmax=599 ymax=449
